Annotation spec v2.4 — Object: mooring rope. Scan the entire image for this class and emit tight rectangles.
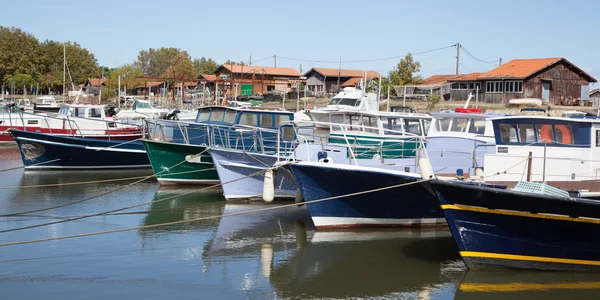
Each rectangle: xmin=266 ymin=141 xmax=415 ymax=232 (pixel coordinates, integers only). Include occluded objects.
xmin=0 ymin=158 xmax=61 ymax=173
xmin=0 ymin=163 xmax=283 ymax=233
xmin=0 ymin=148 xmax=210 ymax=217
xmin=0 ymin=178 xmax=431 ymax=246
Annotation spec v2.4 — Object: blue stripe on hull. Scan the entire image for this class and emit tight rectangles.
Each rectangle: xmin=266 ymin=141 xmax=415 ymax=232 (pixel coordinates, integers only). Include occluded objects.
xmin=289 ymin=163 xmax=444 ymax=228
xmin=433 ymin=180 xmax=600 ymax=271
xmin=11 ymin=130 xmax=150 ymax=170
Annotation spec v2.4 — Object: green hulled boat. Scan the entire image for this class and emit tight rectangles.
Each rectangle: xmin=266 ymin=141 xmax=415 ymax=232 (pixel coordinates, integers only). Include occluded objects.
xmin=327 ymin=111 xmax=431 ymax=160
xmin=141 ymin=139 xmax=219 ymax=185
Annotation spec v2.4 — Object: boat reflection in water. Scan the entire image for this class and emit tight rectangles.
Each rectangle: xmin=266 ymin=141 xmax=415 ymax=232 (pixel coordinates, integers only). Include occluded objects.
xmin=270 ymin=228 xmax=465 ymax=299
xmin=456 ymin=271 xmax=600 ymax=299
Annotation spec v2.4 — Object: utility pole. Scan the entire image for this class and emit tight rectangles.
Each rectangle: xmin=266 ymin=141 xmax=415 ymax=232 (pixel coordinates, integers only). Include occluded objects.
xmin=499 ymin=57 xmax=503 ymax=66
xmin=455 ymin=43 xmax=460 ymax=75
xmin=274 ymin=55 xmax=277 ymax=68
xmin=249 ymin=55 xmax=252 ymax=66
xmin=336 ymin=56 xmax=341 ymax=92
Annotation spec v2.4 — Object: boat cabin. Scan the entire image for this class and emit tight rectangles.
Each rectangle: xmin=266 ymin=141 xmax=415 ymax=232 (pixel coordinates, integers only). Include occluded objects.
xmin=492 ymin=116 xmax=593 ymax=147
xmin=121 ymin=99 xmax=155 ymax=110
xmin=428 ymin=108 xmax=505 ymax=137
xmin=194 ymin=106 xmax=294 ymax=128
xmin=329 ymin=111 xmax=432 ymax=137
xmin=58 ymin=104 xmax=107 ymax=119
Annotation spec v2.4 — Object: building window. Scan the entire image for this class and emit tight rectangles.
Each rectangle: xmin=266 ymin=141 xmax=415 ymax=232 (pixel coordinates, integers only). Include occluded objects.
xmin=451 ymin=82 xmax=468 ymax=90
xmin=468 ymin=82 xmax=481 ymax=90
xmin=505 ymin=81 xmax=523 ymax=93
xmin=267 ymin=85 xmax=275 ymax=91
xmin=486 ymin=81 xmax=504 ymax=93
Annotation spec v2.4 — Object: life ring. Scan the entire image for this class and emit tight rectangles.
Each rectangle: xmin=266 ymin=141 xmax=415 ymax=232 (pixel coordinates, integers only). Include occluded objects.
xmin=539 ymin=124 xmax=553 ymax=143
xmin=554 ymin=124 xmax=573 ymax=144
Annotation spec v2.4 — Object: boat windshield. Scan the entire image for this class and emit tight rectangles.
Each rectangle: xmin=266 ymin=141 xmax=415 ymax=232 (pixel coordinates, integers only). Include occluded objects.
xmin=133 ymin=101 xmax=152 ymax=109
xmin=329 ymin=98 xmax=361 ymax=107
xmin=434 ymin=117 xmax=485 ymax=134
xmin=494 ymin=120 xmax=590 ymax=146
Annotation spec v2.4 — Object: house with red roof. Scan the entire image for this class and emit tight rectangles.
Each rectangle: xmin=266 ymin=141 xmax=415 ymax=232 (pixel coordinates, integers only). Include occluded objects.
xmin=446 ymin=58 xmax=596 ymax=104
xmin=215 ymin=64 xmax=302 ymax=96
xmin=303 ymin=68 xmax=381 ymax=95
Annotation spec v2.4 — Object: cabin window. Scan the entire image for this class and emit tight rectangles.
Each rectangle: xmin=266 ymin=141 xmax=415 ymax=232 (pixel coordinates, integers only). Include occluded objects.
xmin=469 ymin=119 xmax=486 ymax=134
xmin=535 ymin=124 xmax=554 ymax=143
xmin=223 ymin=110 xmax=236 ymax=123
xmin=505 ymin=81 xmax=523 ymax=93
xmin=437 ymin=118 xmax=451 ymax=131
xmin=196 ymin=109 xmax=210 ymax=122
xmin=274 ymin=115 xmax=291 ymax=126
xmin=329 ymin=98 xmax=342 ymax=105
xmin=499 ymin=124 xmax=518 ymax=143
xmin=554 ymin=124 xmax=573 ymax=145
xmin=330 ymin=114 xmax=344 ymax=131
xmin=281 ymin=126 xmax=295 ymax=141
xmin=347 ymin=115 xmax=362 ymax=131
xmin=517 ymin=124 xmax=536 ymax=143
xmin=404 ymin=119 xmax=421 ymax=135
xmin=27 ymin=120 xmax=38 ymax=125
xmin=90 ymin=108 xmax=102 ymax=118
xmin=422 ymin=119 xmax=431 ymax=134
xmin=361 ymin=116 xmax=378 ymax=133
xmin=239 ymin=113 xmax=258 ymax=126
xmin=486 ymin=81 xmax=504 ymax=93
xmin=260 ymin=115 xmax=273 ymax=127
xmin=596 ymin=130 xmax=600 ymax=147
xmin=451 ymin=118 xmax=470 ymax=132
xmin=209 ymin=109 xmax=225 ymax=122
xmin=74 ymin=107 xmax=86 ymax=117
xmin=382 ymin=117 xmax=402 ymax=135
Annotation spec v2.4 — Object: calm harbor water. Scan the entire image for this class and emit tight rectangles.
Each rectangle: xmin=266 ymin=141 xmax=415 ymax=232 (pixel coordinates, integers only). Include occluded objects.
xmin=1 ymin=147 xmax=600 ymax=299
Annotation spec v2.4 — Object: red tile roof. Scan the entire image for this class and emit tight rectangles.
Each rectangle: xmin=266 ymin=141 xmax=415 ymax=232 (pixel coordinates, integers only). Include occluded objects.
xmin=199 ymin=74 xmax=216 ymax=82
xmin=173 ymin=81 xmax=199 ymax=88
xmin=421 ymin=74 xmax=462 ymax=85
xmin=478 ymin=58 xmax=563 ymax=80
xmin=87 ymin=78 xmax=106 ymax=86
xmin=340 ymin=77 xmax=362 ymax=87
xmin=451 ymin=72 xmax=484 ymax=81
xmin=136 ymin=81 xmax=163 ymax=88
xmin=306 ymin=68 xmax=380 ymax=79
xmin=220 ymin=64 xmax=301 ymax=77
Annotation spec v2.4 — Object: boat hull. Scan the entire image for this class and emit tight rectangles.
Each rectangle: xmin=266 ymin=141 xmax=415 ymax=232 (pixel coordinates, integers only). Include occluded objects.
xmin=10 ymin=129 xmax=150 ymax=170
xmin=0 ymin=126 xmax=142 ymax=143
xmin=289 ymin=162 xmax=445 ymax=228
xmin=432 ymin=180 xmax=600 ymax=271
xmin=209 ymin=148 xmax=296 ymax=200
xmin=141 ymin=139 xmax=219 ymax=185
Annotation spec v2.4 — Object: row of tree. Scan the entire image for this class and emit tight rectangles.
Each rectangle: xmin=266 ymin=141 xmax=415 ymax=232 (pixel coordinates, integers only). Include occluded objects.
xmin=0 ymin=26 xmax=423 ymax=97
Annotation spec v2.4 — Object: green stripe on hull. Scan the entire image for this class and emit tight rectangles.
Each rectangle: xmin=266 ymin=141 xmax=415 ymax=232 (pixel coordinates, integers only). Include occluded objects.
xmin=328 ymin=133 xmax=423 ymax=159
xmin=141 ymin=140 xmax=219 ymax=185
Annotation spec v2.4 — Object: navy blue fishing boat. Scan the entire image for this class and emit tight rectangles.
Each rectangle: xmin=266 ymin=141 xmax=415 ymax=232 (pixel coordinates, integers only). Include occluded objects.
xmin=430 ymin=179 xmax=600 ymax=271
xmin=289 ymin=161 xmax=445 ymax=228
xmin=9 ymin=129 xmax=150 ymax=170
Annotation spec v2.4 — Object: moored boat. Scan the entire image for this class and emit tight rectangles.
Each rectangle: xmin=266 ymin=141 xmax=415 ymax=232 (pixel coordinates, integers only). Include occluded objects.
xmin=10 ymin=129 xmax=150 ymax=170
xmin=307 ymin=87 xmax=378 ymax=129
xmin=431 ymin=178 xmax=600 ymax=271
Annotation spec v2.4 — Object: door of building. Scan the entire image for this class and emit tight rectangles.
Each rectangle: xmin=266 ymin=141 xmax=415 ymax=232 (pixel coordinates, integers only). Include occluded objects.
xmin=542 ymin=82 xmax=550 ymax=103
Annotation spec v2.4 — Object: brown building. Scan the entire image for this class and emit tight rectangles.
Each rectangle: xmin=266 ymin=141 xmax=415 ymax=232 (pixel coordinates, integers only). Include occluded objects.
xmin=447 ymin=58 xmax=596 ymax=104
xmin=303 ymin=68 xmax=381 ymax=96
xmin=83 ymin=78 xmax=106 ymax=96
xmin=214 ymin=64 xmax=302 ymax=96
xmin=134 ymin=81 xmax=163 ymax=96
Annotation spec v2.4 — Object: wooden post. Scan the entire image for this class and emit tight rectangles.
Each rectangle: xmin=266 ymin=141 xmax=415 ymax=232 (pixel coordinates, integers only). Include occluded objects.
xmin=526 ymin=151 xmax=533 ymax=182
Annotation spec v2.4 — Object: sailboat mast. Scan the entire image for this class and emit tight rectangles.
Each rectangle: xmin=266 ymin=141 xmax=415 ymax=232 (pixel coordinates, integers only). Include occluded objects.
xmin=63 ymin=43 xmax=66 ymax=100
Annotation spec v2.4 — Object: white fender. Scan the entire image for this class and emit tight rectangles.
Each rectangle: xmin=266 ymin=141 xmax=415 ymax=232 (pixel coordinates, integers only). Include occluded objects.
xmin=419 ymin=158 xmax=434 ymax=179
xmin=263 ymin=169 xmax=275 ymax=202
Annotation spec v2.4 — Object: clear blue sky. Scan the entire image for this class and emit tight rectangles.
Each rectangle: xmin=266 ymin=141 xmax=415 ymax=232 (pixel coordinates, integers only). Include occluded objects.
xmin=2 ymin=0 xmax=599 ymax=83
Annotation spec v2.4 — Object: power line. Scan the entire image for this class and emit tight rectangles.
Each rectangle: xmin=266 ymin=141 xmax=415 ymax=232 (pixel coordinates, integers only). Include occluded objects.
xmin=251 ymin=56 xmax=273 ymax=64
xmin=277 ymin=44 xmax=457 ymax=64
xmin=459 ymin=45 xmax=498 ymax=64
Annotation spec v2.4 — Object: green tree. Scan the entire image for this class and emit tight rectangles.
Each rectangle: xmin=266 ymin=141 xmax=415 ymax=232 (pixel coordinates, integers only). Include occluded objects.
xmin=39 ymin=40 xmax=99 ymax=92
xmin=135 ymin=47 xmax=182 ymax=77
xmin=388 ymin=53 xmax=423 ymax=85
xmin=7 ymin=73 xmax=36 ymax=89
xmin=164 ymin=51 xmax=199 ymax=80
xmin=193 ymin=57 xmax=219 ymax=75
xmin=223 ymin=59 xmax=245 ymax=66
xmin=0 ymin=27 xmax=43 ymax=83
xmin=106 ymin=64 xmax=146 ymax=91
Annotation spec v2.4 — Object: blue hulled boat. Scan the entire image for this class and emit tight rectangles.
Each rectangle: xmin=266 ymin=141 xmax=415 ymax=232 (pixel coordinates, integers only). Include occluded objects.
xmin=9 ymin=129 xmax=150 ymax=170
xmin=430 ymin=179 xmax=600 ymax=271
xmin=289 ymin=161 xmax=445 ymax=228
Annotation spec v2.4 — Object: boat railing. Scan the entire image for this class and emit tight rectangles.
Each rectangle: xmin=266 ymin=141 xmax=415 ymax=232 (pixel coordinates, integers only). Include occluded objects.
xmin=276 ymin=120 xmax=427 ymax=165
xmin=9 ymin=110 xmax=141 ymax=140
xmin=208 ymin=124 xmax=293 ymax=154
